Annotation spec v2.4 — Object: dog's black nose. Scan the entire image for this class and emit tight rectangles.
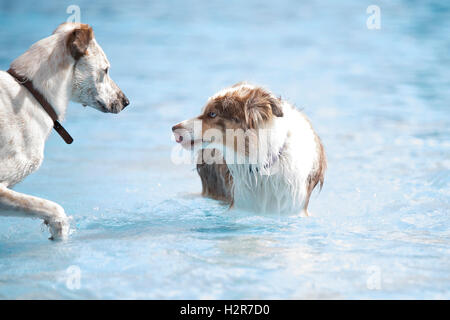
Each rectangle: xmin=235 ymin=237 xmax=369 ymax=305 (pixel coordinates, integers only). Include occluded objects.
xmin=122 ymin=96 xmax=130 ymax=108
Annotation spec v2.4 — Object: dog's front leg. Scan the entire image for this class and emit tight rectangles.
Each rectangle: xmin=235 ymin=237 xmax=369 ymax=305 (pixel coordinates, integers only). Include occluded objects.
xmin=0 ymin=185 xmax=69 ymax=240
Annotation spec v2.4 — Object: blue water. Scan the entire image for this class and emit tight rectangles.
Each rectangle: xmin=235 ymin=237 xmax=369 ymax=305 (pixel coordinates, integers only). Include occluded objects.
xmin=0 ymin=0 xmax=449 ymax=299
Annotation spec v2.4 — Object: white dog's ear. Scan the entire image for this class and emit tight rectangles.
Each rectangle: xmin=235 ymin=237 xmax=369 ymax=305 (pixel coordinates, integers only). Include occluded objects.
xmin=66 ymin=24 xmax=94 ymax=60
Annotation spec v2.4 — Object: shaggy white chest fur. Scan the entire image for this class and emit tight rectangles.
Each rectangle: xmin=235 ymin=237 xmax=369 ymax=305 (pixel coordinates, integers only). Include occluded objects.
xmin=228 ymin=104 xmax=318 ymax=215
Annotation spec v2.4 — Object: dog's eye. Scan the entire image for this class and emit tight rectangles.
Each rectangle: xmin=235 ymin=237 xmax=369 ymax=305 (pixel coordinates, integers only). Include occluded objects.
xmin=104 ymin=67 xmax=109 ymax=74
xmin=208 ymin=112 xmax=217 ymax=118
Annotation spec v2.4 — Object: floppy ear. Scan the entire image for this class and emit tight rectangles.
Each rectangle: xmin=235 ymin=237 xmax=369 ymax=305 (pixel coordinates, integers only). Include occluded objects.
xmin=269 ymin=96 xmax=284 ymax=117
xmin=245 ymin=89 xmax=284 ymax=128
xmin=67 ymin=25 xmax=93 ymax=60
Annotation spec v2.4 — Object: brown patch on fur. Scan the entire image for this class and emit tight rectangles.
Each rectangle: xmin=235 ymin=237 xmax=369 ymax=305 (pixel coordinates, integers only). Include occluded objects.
xmin=303 ymin=130 xmax=327 ymax=214
xmin=197 ymin=150 xmax=233 ymax=205
xmin=190 ymin=84 xmax=287 ymax=205
xmin=201 ymin=84 xmax=283 ymax=131
xmin=66 ymin=24 xmax=94 ymax=60
xmin=198 ymin=84 xmax=284 ymax=156
xmin=177 ymin=83 xmax=326 ymax=212
xmin=192 ymin=84 xmax=288 ymax=205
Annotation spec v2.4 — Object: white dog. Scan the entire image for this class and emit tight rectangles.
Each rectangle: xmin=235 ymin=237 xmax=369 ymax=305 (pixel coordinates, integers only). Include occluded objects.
xmin=0 ymin=23 xmax=129 ymax=239
xmin=172 ymin=83 xmax=326 ymax=215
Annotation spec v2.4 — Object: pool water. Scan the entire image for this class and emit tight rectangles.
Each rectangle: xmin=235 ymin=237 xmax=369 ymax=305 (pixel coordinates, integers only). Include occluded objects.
xmin=0 ymin=0 xmax=449 ymax=299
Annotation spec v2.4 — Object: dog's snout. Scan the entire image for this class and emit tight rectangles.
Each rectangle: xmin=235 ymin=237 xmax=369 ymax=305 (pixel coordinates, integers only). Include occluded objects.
xmin=117 ymin=92 xmax=129 ymax=110
xmin=172 ymin=123 xmax=182 ymax=132
xmin=172 ymin=123 xmax=185 ymax=143
xmin=96 ymin=99 xmax=108 ymax=113
xmin=121 ymin=95 xmax=130 ymax=108
xmin=107 ymin=93 xmax=130 ymax=114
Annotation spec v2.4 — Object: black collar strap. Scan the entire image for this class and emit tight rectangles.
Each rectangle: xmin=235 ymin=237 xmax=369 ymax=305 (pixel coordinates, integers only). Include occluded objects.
xmin=7 ymin=68 xmax=73 ymax=144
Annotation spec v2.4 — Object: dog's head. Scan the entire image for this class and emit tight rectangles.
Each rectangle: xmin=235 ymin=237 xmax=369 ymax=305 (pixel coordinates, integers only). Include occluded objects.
xmin=172 ymin=83 xmax=284 ymax=158
xmin=54 ymin=23 xmax=129 ymax=113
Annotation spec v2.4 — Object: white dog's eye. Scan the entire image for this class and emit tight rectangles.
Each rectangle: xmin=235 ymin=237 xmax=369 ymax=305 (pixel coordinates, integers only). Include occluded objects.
xmin=104 ymin=67 xmax=109 ymax=74
xmin=208 ymin=112 xmax=217 ymax=118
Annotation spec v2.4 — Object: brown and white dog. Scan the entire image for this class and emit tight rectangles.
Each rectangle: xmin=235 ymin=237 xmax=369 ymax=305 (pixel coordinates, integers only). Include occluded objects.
xmin=172 ymin=83 xmax=326 ymax=215
xmin=0 ymin=23 xmax=129 ymax=239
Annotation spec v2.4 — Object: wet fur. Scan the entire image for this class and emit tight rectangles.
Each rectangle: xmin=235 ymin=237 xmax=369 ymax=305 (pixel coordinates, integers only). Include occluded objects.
xmin=174 ymin=83 xmax=326 ymax=215
xmin=0 ymin=23 xmax=129 ymax=239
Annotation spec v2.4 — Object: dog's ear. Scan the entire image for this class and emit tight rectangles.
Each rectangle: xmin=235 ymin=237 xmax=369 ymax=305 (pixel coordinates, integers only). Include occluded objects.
xmin=245 ymin=89 xmax=283 ymax=128
xmin=67 ymin=24 xmax=94 ymax=60
xmin=270 ymin=96 xmax=284 ymax=117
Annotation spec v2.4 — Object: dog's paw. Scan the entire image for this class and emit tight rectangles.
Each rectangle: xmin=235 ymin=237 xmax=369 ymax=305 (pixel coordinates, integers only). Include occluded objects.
xmin=44 ymin=214 xmax=71 ymax=241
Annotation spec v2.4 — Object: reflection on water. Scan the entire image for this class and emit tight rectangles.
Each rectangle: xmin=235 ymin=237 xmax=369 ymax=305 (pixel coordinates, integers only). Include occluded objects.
xmin=0 ymin=0 xmax=449 ymax=299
